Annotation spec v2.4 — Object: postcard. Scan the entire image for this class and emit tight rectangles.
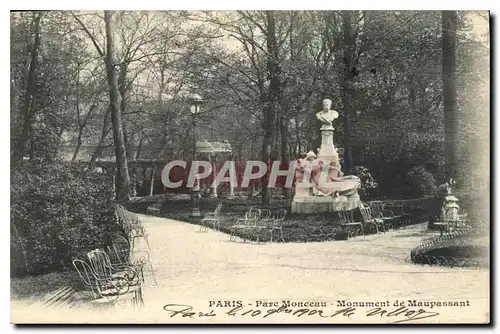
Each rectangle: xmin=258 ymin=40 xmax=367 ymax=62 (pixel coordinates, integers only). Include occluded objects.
xmin=10 ymin=9 xmax=490 ymax=324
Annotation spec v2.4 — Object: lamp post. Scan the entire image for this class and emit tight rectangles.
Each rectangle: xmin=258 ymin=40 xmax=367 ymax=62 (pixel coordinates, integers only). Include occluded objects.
xmin=189 ymin=93 xmax=203 ymax=217
xmin=210 ymin=153 xmax=218 ymax=198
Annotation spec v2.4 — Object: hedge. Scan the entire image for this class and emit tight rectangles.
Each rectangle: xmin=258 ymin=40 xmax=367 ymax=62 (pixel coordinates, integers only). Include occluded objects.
xmin=11 ymin=160 xmax=120 ymax=277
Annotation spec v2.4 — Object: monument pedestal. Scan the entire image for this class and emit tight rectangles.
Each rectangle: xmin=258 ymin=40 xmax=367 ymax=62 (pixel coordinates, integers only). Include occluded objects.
xmin=291 ymin=120 xmax=361 ymax=214
xmin=292 ymin=193 xmax=361 ymax=214
xmin=317 ymin=124 xmax=339 ymax=165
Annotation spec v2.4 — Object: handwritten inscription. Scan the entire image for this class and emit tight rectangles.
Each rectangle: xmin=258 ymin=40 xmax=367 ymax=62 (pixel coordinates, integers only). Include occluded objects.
xmin=162 ymin=303 xmax=440 ymax=323
xmin=365 ymin=306 xmax=439 ymax=323
xmin=163 ymin=304 xmax=216 ymax=318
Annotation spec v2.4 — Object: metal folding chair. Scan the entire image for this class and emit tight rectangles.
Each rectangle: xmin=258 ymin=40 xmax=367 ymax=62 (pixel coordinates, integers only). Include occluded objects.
xmin=229 ymin=207 xmax=261 ymax=242
xmin=359 ymin=206 xmax=385 ymax=234
xmin=267 ymin=209 xmax=287 ymax=243
xmin=72 ymin=258 xmax=142 ymax=307
xmin=116 ymin=205 xmax=151 ymax=252
xmin=200 ymin=203 xmax=223 ymax=232
xmin=87 ymin=249 xmax=141 ymax=287
xmin=338 ymin=210 xmax=364 ymax=238
xmin=252 ymin=209 xmax=274 ymax=243
xmin=107 ymin=234 xmax=157 ymax=287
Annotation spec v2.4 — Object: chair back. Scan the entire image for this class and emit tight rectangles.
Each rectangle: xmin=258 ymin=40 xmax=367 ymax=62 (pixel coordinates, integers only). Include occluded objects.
xmin=369 ymin=201 xmax=384 ymax=218
xmin=274 ymin=209 xmax=287 ymax=222
xmin=245 ymin=207 xmax=261 ymax=226
xmin=271 ymin=209 xmax=287 ymax=227
xmin=259 ymin=209 xmax=273 ymax=223
xmin=117 ymin=206 xmax=145 ymax=236
xmin=87 ymin=249 xmax=113 ymax=280
xmin=338 ymin=210 xmax=354 ymax=223
xmin=73 ymin=259 xmax=94 ymax=287
xmin=243 ymin=207 xmax=258 ymax=219
xmin=359 ymin=206 xmax=374 ymax=223
xmin=385 ymin=202 xmax=405 ymax=215
xmin=215 ymin=203 xmax=223 ymax=215
xmin=72 ymin=259 xmax=103 ymax=298
xmin=108 ymin=234 xmax=131 ymax=265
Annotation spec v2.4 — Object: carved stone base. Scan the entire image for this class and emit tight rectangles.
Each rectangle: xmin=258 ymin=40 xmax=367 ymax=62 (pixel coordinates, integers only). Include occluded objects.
xmin=317 ymin=125 xmax=340 ymax=166
xmin=291 ymin=193 xmax=361 ymax=214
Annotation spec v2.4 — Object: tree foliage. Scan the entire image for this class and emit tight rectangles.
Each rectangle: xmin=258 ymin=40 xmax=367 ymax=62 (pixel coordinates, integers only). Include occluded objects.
xmin=10 ymin=10 xmax=489 ymax=200
xmin=11 ymin=160 xmax=118 ymax=276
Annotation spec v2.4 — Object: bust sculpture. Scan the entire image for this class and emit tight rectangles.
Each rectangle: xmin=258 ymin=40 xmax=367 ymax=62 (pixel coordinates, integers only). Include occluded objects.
xmin=316 ymin=99 xmax=339 ymax=125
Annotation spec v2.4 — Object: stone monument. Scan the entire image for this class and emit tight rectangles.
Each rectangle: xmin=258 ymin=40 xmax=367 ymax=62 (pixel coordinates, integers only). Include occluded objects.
xmin=292 ymin=99 xmax=362 ymax=214
xmin=315 ymin=99 xmax=341 ymax=167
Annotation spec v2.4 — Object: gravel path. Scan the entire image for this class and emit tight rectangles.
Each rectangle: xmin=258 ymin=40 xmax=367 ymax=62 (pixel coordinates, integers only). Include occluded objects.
xmin=12 ymin=215 xmax=489 ymax=324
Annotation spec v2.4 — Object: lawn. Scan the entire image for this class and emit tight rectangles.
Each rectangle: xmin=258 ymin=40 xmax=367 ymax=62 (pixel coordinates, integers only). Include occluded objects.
xmin=11 ymin=270 xmax=82 ymax=301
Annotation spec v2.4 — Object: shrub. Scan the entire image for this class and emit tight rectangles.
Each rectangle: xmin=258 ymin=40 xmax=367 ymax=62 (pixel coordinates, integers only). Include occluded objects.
xmin=355 ymin=166 xmax=379 ymax=200
xmin=405 ymin=166 xmax=437 ymax=198
xmin=11 ymin=160 xmax=119 ymax=277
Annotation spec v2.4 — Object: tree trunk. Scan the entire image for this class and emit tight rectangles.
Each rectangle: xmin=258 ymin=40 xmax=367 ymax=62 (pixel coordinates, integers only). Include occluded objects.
xmin=442 ymin=10 xmax=459 ymax=180
xmin=89 ymin=107 xmax=111 ymax=168
xmin=295 ymin=116 xmax=301 ymax=155
xmin=104 ymin=10 xmax=130 ymax=202
xmin=149 ymin=166 xmax=156 ymax=196
xmin=11 ymin=222 xmax=30 ymax=275
xmin=280 ymin=116 xmax=292 ymax=198
xmin=273 ymin=111 xmax=281 ymax=161
xmin=129 ymin=136 xmax=145 ymax=197
xmin=71 ymin=137 xmax=83 ymax=162
xmin=261 ymin=114 xmax=273 ymax=205
xmin=16 ymin=11 xmax=42 ymax=161
xmin=261 ymin=10 xmax=282 ymax=205
xmin=72 ymin=104 xmax=98 ymax=162
xmin=135 ymin=135 xmax=144 ymax=160
xmin=408 ymin=74 xmax=418 ymax=129
xmin=119 ymin=63 xmax=134 ymax=160
xmin=340 ymin=11 xmax=357 ymax=173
